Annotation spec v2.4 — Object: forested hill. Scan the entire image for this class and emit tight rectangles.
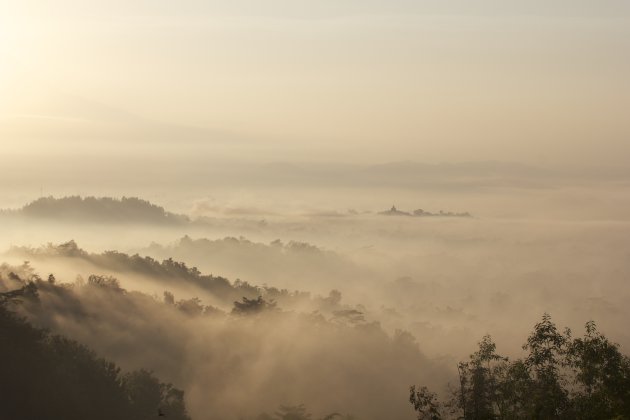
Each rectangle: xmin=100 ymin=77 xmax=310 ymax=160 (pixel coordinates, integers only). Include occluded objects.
xmin=0 ymin=257 xmax=444 ymax=419
xmin=6 ymin=240 xmax=352 ymax=313
xmin=8 ymin=240 xmax=259 ymax=304
xmin=0 ymin=286 xmax=191 ymax=420
xmin=2 ymin=196 xmax=189 ymax=224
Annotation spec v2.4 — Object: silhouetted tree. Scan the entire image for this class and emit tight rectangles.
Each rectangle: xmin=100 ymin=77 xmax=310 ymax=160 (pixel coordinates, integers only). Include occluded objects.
xmin=455 ymin=335 xmax=506 ymax=419
xmin=410 ymin=314 xmax=630 ymax=420
xmin=176 ymin=297 xmax=205 ymax=316
xmin=522 ymin=313 xmax=569 ymax=417
xmin=164 ymin=290 xmax=175 ymax=305
xmin=123 ymin=369 xmax=190 ymax=420
xmin=565 ymin=320 xmax=630 ymax=418
xmin=409 ymin=386 xmax=441 ymax=420
xmin=87 ymin=274 xmax=123 ymax=292
xmin=232 ymin=296 xmax=276 ymax=315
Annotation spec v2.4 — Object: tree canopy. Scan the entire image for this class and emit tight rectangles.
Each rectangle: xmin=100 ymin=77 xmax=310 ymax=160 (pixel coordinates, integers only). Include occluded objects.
xmin=410 ymin=314 xmax=630 ymax=419
xmin=0 ymin=289 xmax=191 ymax=420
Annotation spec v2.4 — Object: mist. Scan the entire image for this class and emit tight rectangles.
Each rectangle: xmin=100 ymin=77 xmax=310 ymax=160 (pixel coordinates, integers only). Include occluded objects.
xmin=2 ymin=1 xmax=630 ymax=418
xmin=2 ymin=181 xmax=630 ymax=418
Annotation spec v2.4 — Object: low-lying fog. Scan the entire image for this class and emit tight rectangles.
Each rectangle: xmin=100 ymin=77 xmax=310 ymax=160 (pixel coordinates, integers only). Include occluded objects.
xmin=2 ymin=173 xmax=630 ymax=419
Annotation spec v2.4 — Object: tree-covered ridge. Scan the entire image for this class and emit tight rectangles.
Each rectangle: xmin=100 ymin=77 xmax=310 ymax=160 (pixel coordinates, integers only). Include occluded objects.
xmin=5 ymin=196 xmax=189 ymax=224
xmin=0 ymin=286 xmax=191 ymax=420
xmin=410 ymin=314 xmax=630 ymax=419
xmin=8 ymin=240 xmax=343 ymax=310
xmin=9 ymin=240 xmax=257 ymax=300
xmin=140 ymin=235 xmax=371 ymax=294
xmin=5 ymin=257 xmax=630 ymax=419
xmin=0 ymin=260 xmax=440 ymax=419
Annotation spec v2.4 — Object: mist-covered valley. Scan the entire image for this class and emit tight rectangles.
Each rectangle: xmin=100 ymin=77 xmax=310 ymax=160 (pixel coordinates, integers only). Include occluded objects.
xmin=3 ymin=2 xmax=630 ymax=416
xmin=2 ymin=181 xmax=630 ymax=419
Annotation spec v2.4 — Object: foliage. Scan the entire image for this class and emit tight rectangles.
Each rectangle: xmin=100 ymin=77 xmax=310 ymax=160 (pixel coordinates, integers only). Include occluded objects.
xmin=87 ymin=274 xmax=123 ymax=292
xmin=410 ymin=314 xmax=630 ymax=419
xmin=10 ymin=241 xmax=258 ymax=302
xmin=0 ymin=281 xmax=39 ymax=304
xmin=0 ymin=292 xmax=191 ymax=420
xmin=409 ymin=386 xmax=441 ymax=420
xmin=232 ymin=295 xmax=277 ymax=315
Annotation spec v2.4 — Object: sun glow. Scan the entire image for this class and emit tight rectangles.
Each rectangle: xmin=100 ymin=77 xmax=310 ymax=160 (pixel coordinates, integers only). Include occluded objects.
xmin=0 ymin=18 xmax=23 ymax=112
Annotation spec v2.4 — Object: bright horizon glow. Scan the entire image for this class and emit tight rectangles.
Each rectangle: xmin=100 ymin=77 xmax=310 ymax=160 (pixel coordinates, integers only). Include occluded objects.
xmin=1 ymin=1 xmax=629 ymax=166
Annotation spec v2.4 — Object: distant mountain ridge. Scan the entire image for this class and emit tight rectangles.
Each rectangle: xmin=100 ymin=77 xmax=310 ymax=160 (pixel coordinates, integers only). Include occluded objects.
xmin=4 ymin=196 xmax=189 ymax=225
xmin=378 ymin=205 xmax=471 ymax=218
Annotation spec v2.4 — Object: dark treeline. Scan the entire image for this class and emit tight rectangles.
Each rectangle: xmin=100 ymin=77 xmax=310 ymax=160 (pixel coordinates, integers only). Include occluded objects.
xmin=0 ymin=281 xmax=353 ymax=420
xmin=410 ymin=314 xmax=630 ymax=419
xmin=10 ymin=240 xmax=258 ymax=302
xmin=2 ymin=196 xmax=189 ymax=224
xmin=0 ymin=259 xmax=438 ymax=419
xmin=0 ymin=285 xmax=190 ymax=420
xmin=8 ymin=240 xmax=343 ymax=310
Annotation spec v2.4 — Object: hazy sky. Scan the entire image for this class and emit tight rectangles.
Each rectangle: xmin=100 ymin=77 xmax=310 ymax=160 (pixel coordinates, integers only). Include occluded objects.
xmin=1 ymin=1 xmax=629 ymax=165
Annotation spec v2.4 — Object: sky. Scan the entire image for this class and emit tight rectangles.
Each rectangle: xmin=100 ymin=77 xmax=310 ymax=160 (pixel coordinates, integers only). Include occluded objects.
xmin=1 ymin=1 xmax=629 ymax=165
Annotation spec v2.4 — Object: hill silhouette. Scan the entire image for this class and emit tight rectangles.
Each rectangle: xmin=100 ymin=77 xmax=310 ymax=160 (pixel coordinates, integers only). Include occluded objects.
xmin=4 ymin=196 xmax=189 ymax=225
xmin=140 ymin=235 xmax=369 ymax=293
xmin=7 ymin=240 xmax=367 ymax=313
xmin=8 ymin=240 xmax=260 ymax=304
xmin=0 ymin=286 xmax=190 ymax=420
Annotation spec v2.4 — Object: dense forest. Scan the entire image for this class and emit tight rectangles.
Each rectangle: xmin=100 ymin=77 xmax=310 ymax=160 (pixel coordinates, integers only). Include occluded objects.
xmin=0 ymin=285 xmax=190 ymax=420
xmin=6 ymin=240 xmax=340 ymax=310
